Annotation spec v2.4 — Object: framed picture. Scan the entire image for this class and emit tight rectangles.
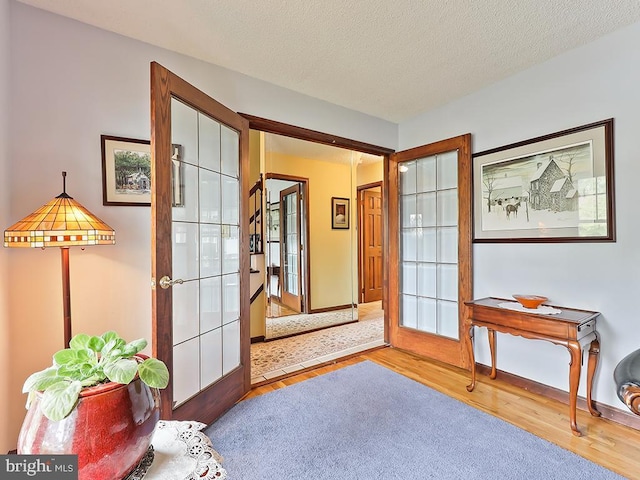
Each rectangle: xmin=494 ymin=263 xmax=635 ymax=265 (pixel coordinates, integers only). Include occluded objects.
xmin=473 ymin=119 xmax=615 ymax=242
xmin=101 ymin=135 xmax=151 ymax=206
xmin=331 ymin=197 xmax=350 ymax=229
xmin=267 ymin=202 xmax=280 ymax=241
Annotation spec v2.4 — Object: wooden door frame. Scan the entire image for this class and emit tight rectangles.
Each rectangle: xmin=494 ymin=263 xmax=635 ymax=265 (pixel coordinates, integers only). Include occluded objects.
xmin=265 ymin=173 xmax=310 ymax=313
xmin=242 ymin=114 xmax=393 ymax=343
xmin=357 ymin=181 xmax=383 ymax=304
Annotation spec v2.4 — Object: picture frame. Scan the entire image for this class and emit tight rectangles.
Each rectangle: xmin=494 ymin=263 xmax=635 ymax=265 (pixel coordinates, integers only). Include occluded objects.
xmin=101 ymin=135 xmax=151 ymax=206
xmin=331 ymin=197 xmax=350 ymax=230
xmin=267 ymin=202 xmax=280 ymax=241
xmin=472 ymin=119 xmax=615 ymax=242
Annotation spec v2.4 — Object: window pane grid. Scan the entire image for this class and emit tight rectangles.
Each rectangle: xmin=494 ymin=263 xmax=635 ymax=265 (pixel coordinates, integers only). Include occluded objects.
xmin=399 ymin=151 xmax=459 ymax=339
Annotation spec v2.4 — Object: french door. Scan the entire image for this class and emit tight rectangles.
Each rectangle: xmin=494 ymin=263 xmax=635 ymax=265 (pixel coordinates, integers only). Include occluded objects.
xmin=279 ymin=184 xmax=303 ymax=313
xmin=150 ymin=62 xmax=250 ymax=423
xmin=388 ymin=134 xmax=472 ymax=368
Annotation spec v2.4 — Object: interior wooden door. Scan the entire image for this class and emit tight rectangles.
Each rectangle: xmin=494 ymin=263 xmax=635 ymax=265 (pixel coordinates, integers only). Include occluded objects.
xmin=279 ymin=184 xmax=303 ymax=312
xmin=150 ymin=62 xmax=250 ymax=423
xmin=361 ymin=187 xmax=383 ymax=303
xmin=388 ymin=134 xmax=472 ymax=369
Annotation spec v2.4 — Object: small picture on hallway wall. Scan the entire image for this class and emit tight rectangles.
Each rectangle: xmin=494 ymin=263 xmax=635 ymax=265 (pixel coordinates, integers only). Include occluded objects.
xmin=331 ymin=197 xmax=350 ymax=229
xmin=472 ymin=119 xmax=615 ymax=243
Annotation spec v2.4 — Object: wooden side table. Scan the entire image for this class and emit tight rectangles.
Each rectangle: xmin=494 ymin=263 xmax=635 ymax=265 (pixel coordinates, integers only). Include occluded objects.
xmin=465 ymin=297 xmax=602 ymax=436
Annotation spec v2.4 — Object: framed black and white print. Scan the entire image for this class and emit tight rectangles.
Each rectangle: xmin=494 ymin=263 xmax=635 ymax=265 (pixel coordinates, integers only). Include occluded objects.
xmin=472 ymin=119 xmax=615 ymax=242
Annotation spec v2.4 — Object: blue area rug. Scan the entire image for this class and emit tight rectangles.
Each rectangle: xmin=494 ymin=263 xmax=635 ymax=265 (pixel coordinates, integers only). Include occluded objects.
xmin=206 ymin=361 xmax=624 ymax=479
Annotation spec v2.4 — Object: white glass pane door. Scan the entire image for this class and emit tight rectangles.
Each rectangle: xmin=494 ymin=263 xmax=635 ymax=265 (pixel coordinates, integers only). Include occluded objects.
xmin=399 ymin=152 xmax=459 ymax=339
xmin=279 ymin=184 xmax=302 ymax=313
xmin=171 ymin=98 xmax=241 ymax=407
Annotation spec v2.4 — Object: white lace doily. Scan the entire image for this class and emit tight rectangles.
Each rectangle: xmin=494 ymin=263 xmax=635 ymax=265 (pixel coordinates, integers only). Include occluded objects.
xmin=498 ymin=301 xmax=562 ymax=315
xmin=144 ymin=420 xmax=227 ymax=479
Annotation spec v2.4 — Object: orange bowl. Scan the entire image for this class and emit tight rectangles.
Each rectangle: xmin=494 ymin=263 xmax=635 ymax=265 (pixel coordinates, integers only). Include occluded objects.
xmin=513 ymin=294 xmax=548 ymax=309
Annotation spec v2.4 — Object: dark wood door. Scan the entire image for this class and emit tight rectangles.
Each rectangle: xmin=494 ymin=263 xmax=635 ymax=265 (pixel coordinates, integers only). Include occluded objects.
xmin=361 ymin=188 xmax=383 ymax=303
xmin=388 ymin=134 xmax=472 ymax=369
xmin=150 ymin=62 xmax=250 ymax=423
xmin=279 ymin=184 xmax=303 ymax=312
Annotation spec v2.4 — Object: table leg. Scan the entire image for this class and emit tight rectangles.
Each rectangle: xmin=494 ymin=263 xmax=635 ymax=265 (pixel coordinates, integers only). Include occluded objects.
xmin=567 ymin=341 xmax=582 ymax=436
xmin=587 ymin=335 xmax=602 ymax=417
xmin=488 ymin=329 xmax=497 ymax=379
xmin=466 ymin=323 xmax=476 ymax=392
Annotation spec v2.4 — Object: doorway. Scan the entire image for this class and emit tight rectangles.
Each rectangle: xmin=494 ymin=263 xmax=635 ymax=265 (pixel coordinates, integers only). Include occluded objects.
xmin=358 ymin=182 xmax=383 ymax=304
xmin=264 ymin=175 xmax=309 ymax=320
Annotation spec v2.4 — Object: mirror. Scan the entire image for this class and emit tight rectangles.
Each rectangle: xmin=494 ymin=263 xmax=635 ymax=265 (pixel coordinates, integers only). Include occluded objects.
xmin=256 ymin=133 xmax=382 ymax=340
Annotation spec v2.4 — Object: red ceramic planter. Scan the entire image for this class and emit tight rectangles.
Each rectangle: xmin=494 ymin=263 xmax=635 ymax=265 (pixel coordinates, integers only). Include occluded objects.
xmin=18 ymin=377 xmax=160 ymax=480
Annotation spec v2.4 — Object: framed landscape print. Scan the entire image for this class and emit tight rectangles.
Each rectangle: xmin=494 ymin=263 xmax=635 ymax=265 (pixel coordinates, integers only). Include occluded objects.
xmin=472 ymin=119 xmax=615 ymax=242
xmin=101 ymin=135 xmax=151 ymax=206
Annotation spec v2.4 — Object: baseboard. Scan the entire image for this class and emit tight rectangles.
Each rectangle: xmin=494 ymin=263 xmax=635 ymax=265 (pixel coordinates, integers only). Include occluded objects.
xmin=476 ymin=363 xmax=640 ymax=430
xmin=308 ymin=304 xmax=355 ymax=314
xmin=250 ymin=284 xmax=264 ymax=304
xmin=251 ymin=336 xmax=265 ymax=344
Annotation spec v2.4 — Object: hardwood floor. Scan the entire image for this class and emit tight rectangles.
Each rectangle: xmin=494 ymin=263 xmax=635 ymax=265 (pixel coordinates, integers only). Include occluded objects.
xmin=247 ymin=347 xmax=640 ymax=479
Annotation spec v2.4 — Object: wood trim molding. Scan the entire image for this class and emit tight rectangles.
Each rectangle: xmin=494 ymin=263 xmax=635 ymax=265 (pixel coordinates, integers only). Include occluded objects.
xmin=239 ymin=113 xmax=394 ymax=157
xmin=308 ymin=304 xmax=355 ymax=314
xmin=476 ymin=364 xmax=640 ymax=430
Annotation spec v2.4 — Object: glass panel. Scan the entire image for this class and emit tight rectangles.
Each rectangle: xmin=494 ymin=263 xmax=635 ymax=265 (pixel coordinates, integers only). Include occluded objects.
xmin=401 ymin=229 xmax=417 ymax=262
xmin=222 ymin=273 xmax=240 ymax=325
xmin=170 ymin=96 xmax=241 ymax=409
xmin=417 ymin=262 xmax=436 ymax=298
xmin=417 ymin=297 xmax=437 ymax=333
xmin=401 ymin=194 xmax=417 ymax=228
xmin=438 ymin=264 xmax=458 ymax=301
xmin=173 ymin=222 xmax=199 ymax=281
xmin=221 ymin=176 xmax=239 ymax=225
xmin=401 ymin=262 xmax=417 ymax=296
xmin=416 ymin=192 xmax=436 ymax=227
xmin=437 ymin=151 xmax=458 ymax=189
xmin=399 ymin=161 xmax=416 ymax=194
xmin=171 ymin=99 xmax=199 ymax=166
xmin=417 ymin=227 xmax=436 ymax=262
xmin=199 ymin=169 xmax=221 ymax=224
xmin=438 ymin=300 xmax=459 ymax=339
xmin=200 ymin=328 xmax=223 ymax=389
xmin=198 ymin=113 xmax=221 ymax=172
xmin=172 ymin=162 xmax=199 ymax=223
xmin=173 ymin=337 xmax=200 ymax=406
xmin=222 ymin=320 xmax=240 ymax=375
xmin=417 ymin=156 xmax=436 ymax=193
xmin=200 ymin=224 xmax=221 ymax=278
xmin=437 ymin=227 xmax=458 ymax=264
xmin=222 ymin=226 xmax=239 ymax=275
xmin=398 ymin=149 xmax=460 ymax=342
xmin=173 ymin=279 xmax=199 ymax=345
xmin=200 ymin=276 xmax=222 ymax=333
xmin=401 ymin=294 xmax=417 ymax=329
xmin=437 ymin=189 xmax=458 ymax=227
xmin=220 ymin=125 xmax=239 ymax=178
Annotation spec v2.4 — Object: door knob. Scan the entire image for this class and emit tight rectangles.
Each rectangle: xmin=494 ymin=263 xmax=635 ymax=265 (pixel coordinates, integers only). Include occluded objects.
xmin=159 ymin=275 xmax=184 ymax=289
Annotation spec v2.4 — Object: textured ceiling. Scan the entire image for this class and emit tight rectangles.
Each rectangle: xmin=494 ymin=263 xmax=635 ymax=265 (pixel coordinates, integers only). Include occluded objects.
xmin=16 ymin=0 xmax=640 ymax=123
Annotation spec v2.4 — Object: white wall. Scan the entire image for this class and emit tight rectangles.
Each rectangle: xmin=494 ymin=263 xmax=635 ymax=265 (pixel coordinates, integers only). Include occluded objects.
xmin=399 ymin=21 xmax=640 ymax=409
xmin=5 ymin=2 xmax=397 ymax=445
xmin=0 ymin=0 xmax=11 ymax=454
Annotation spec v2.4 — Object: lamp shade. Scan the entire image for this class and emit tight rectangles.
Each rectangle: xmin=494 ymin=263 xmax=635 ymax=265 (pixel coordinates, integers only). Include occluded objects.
xmin=4 ymin=187 xmax=115 ymax=248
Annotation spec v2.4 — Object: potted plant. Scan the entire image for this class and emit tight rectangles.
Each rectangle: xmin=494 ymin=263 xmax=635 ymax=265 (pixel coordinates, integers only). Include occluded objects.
xmin=18 ymin=331 xmax=170 ymax=480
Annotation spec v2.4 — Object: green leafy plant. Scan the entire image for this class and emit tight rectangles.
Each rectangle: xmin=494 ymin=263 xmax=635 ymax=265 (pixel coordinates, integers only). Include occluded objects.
xmin=22 ymin=331 xmax=170 ymax=421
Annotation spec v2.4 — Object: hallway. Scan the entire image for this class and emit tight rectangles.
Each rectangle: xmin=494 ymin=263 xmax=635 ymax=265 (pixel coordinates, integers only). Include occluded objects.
xmin=251 ymin=301 xmax=385 ymax=384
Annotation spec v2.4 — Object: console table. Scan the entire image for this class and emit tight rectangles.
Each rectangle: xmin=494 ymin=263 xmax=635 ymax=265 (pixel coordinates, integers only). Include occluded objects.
xmin=464 ymin=297 xmax=602 ymax=436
